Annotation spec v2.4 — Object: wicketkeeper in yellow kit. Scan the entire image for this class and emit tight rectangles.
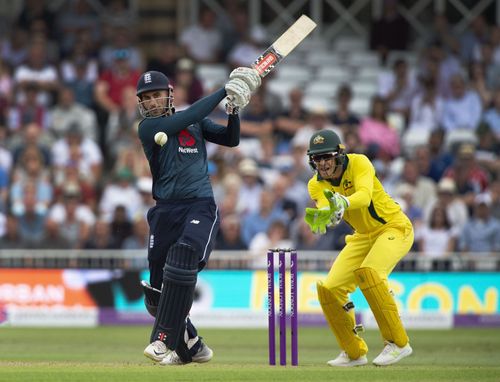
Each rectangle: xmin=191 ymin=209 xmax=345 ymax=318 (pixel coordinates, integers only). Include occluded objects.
xmin=304 ymin=129 xmax=414 ymax=367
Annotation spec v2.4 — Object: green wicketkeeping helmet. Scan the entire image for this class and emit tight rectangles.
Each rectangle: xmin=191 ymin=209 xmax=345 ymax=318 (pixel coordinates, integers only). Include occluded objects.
xmin=307 ymin=129 xmax=344 ymax=156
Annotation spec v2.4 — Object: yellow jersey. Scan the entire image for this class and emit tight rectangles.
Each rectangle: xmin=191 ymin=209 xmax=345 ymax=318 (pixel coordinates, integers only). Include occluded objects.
xmin=307 ymin=153 xmax=401 ymax=234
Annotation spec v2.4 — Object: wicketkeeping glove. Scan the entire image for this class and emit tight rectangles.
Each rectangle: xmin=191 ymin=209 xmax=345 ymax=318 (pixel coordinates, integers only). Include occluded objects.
xmin=323 ymin=189 xmax=349 ymax=226
xmin=225 ymin=78 xmax=251 ymax=109
xmin=304 ymin=207 xmax=334 ymax=235
xmin=229 ymin=67 xmax=261 ymax=92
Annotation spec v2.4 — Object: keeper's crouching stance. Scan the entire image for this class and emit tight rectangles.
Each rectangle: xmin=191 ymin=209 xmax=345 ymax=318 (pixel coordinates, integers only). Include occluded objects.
xmin=136 ymin=67 xmax=260 ymax=365
xmin=304 ymin=130 xmax=414 ymax=367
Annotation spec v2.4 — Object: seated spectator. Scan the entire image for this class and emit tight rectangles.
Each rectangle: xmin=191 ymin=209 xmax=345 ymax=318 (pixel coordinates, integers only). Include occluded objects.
xmin=358 ymin=96 xmax=400 ymax=159
xmin=0 ymin=214 xmax=24 ymax=249
xmin=416 ymin=205 xmax=457 ymax=259
xmin=421 ymin=42 xmax=462 ymax=98
xmin=407 ymin=76 xmax=444 ymax=133
xmin=52 ymin=163 xmax=97 ymax=209
xmin=8 ymin=83 xmax=49 ymax=131
xmin=16 ymin=185 xmax=47 ymax=248
xmin=47 ymin=183 xmax=95 ymax=249
xmin=241 ymin=190 xmax=288 ymax=246
xmin=441 ymin=73 xmax=482 ymax=132
xmin=274 ymin=88 xmax=308 ymax=154
xmin=330 ymin=84 xmax=359 ymax=133
xmin=49 ymin=86 xmax=98 ymax=141
xmin=227 ymin=12 xmax=266 ymax=68
xmin=180 ymin=7 xmax=222 ymax=63
xmin=490 ymin=179 xmax=500 ymax=220
xmin=397 ymin=159 xmax=437 ymax=212
xmin=99 ymin=167 xmax=142 ymax=222
xmin=1 ymin=26 xmax=28 ymax=67
xmin=236 ymin=158 xmax=263 ymax=215
xmin=63 ymin=55 xmax=95 ymax=108
xmin=110 ymin=205 xmax=133 ymax=248
xmin=99 ymin=26 xmax=142 ymax=70
xmin=38 ymin=219 xmax=71 ymax=249
xmin=122 ymin=217 xmax=149 ymax=250
xmin=146 ymin=40 xmax=178 ymax=78
xmin=249 ymin=219 xmax=293 ymax=268
xmin=378 ymin=58 xmax=417 ymax=116
xmin=468 ymin=61 xmax=493 ymax=108
xmin=216 ymin=214 xmax=247 ymax=250
xmin=11 ymin=122 xmax=51 ymax=166
xmin=271 ymin=174 xmax=298 ymax=222
xmin=135 ymin=176 xmax=154 ymax=221
xmin=459 ymin=193 xmax=500 ymax=254
xmin=51 ymin=122 xmax=103 ymax=185
xmin=394 ymin=182 xmax=423 ymax=231
xmin=483 ymin=89 xmax=500 ymax=139
xmin=424 ymin=129 xmax=454 ymax=182
xmin=173 ymin=58 xmax=203 ymax=104
xmin=83 ymin=219 xmax=120 ymax=249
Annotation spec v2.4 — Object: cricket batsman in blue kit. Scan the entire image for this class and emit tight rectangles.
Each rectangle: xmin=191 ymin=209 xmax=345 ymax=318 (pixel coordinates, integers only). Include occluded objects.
xmin=136 ymin=67 xmax=261 ymax=365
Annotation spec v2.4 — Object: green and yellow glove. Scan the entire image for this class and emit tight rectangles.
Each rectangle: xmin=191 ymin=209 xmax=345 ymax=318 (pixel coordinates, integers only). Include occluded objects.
xmin=323 ymin=189 xmax=349 ymax=226
xmin=304 ymin=208 xmax=333 ymax=235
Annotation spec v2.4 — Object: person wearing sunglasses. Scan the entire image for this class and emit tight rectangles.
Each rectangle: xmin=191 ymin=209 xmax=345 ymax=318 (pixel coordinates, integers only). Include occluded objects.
xmin=304 ymin=129 xmax=414 ymax=367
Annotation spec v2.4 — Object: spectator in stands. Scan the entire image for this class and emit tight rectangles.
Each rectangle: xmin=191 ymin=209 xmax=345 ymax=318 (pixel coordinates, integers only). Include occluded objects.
xmin=38 ymin=219 xmax=71 ymax=249
xmin=16 ymin=183 xmax=47 ymax=248
xmin=424 ymin=177 xmax=468 ymax=233
xmin=241 ymin=190 xmax=288 ymax=246
xmin=227 ymin=11 xmax=266 ymax=68
xmin=83 ymin=219 xmax=119 ymax=249
xmin=422 ymin=42 xmax=462 ymax=98
xmin=459 ymin=193 xmax=500 ymax=254
xmin=13 ymin=40 xmax=58 ymax=106
xmin=292 ymin=216 xmax=335 ymax=251
xmin=490 ymin=179 xmax=500 ymax=220
xmin=460 ymin=14 xmax=489 ymax=64
xmin=49 ymin=86 xmax=97 ymax=141
xmin=11 ymin=122 xmax=51 ymax=167
xmin=397 ymin=159 xmax=437 ymax=212
xmin=60 ymin=40 xmax=99 ymax=84
xmin=0 ymin=59 xmax=13 ymax=107
xmin=47 ymin=182 xmax=95 ymax=248
xmin=110 ymin=205 xmax=133 ymax=248
xmin=369 ymin=0 xmax=410 ymax=62
xmin=180 ymin=7 xmax=222 ymax=63
xmin=112 ymin=131 xmax=151 ymax=180
xmin=421 ymin=129 xmax=454 ymax=182
xmin=441 ymin=73 xmax=482 ymax=132
xmin=274 ymin=88 xmax=308 ymax=154
xmin=173 ymin=58 xmax=204 ymax=104
xmin=427 ymin=13 xmax=460 ymax=55
xmin=407 ymin=76 xmax=444 ymax=133
xmin=289 ymin=136 xmax=314 ymax=184
xmin=52 ymin=162 xmax=97 ymax=209
xmin=475 ymin=123 xmax=500 ymax=175
xmin=10 ymin=149 xmax=52 ymax=217
xmin=443 ymin=143 xmax=490 ymax=197
xmin=99 ymin=25 xmax=142 ymax=70
xmin=216 ymin=214 xmax=247 ymax=250
xmin=416 ymin=206 xmax=456 ymax=266
xmin=271 ymin=174 xmax=298 ymax=222
xmin=378 ymin=58 xmax=417 ymax=116
xmin=99 ymin=167 xmax=142 ymax=222
xmin=1 ymin=26 xmax=28 ymax=67
xmin=122 ymin=217 xmax=149 ymax=250
xmin=0 ymin=214 xmax=23 ymax=248
xmin=330 ymin=84 xmax=359 ymax=133
xmin=146 ymin=40 xmax=178 ymax=79
xmin=394 ymin=182 xmax=423 ymax=231
xmin=483 ymin=90 xmax=500 ymax=139
xmin=236 ymin=158 xmax=263 ymax=216
xmin=358 ymin=96 xmax=400 ymax=159
xmin=468 ymin=61 xmax=493 ymax=108
xmin=51 ymin=122 xmax=103 ymax=185
xmin=8 ymin=82 xmax=49 ymax=131
xmin=249 ymin=219 xmax=293 ymax=268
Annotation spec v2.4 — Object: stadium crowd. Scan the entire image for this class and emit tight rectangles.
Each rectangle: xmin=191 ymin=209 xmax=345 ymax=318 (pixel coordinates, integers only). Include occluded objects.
xmin=0 ymin=1 xmax=499 ymax=264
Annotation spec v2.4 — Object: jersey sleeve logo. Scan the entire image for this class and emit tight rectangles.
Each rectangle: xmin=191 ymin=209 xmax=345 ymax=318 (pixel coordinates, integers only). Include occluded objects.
xmin=178 ymin=129 xmax=196 ymax=146
xmin=343 ymin=179 xmax=353 ymax=191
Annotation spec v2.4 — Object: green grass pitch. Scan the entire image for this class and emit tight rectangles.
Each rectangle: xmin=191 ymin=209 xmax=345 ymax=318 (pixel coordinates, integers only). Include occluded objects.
xmin=0 ymin=326 xmax=499 ymax=382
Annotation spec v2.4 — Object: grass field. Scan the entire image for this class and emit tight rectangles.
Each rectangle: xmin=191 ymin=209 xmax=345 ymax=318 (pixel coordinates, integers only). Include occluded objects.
xmin=0 ymin=326 xmax=499 ymax=382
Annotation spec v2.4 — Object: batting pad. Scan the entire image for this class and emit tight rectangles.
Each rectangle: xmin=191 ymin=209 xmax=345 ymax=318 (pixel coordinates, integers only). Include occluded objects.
xmin=354 ymin=267 xmax=409 ymax=347
xmin=316 ymin=282 xmax=368 ymax=360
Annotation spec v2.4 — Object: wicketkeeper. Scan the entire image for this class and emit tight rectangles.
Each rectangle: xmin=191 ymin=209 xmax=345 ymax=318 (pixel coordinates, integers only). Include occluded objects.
xmin=137 ymin=66 xmax=260 ymax=365
xmin=304 ymin=129 xmax=414 ymax=367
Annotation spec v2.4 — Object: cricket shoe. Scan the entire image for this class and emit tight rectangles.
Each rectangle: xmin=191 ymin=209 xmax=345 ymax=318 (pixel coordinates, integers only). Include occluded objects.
xmin=372 ymin=341 xmax=413 ymax=366
xmin=144 ymin=340 xmax=170 ymax=362
xmin=327 ymin=351 xmax=368 ymax=367
xmin=160 ymin=341 xmax=213 ymax=366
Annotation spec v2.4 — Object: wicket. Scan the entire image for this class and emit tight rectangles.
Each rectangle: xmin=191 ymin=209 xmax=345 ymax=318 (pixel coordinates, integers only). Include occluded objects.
xmin=267 ymin=248 xmax=298 ymax=366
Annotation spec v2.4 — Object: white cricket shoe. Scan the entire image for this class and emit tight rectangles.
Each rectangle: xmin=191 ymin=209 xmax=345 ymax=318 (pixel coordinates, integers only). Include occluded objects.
xmin=372 ymin=341 xmax=413 ymax=366
xmin=144 ymin=340 xmax=169 ymax=362
xmin=160 ymin=342 xmax=213 ymax=366
xmin=327 ymin=351 xmax=368 ymax=367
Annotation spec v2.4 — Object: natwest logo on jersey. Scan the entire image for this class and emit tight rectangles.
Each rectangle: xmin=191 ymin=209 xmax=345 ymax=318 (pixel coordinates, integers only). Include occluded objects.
xmin=178 ymin=129 xmax=198 ymax=154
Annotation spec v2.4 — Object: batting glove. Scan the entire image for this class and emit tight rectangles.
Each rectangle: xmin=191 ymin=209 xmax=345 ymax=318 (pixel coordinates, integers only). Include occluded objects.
xmin=225 ymin=78 xmax=251 ymax=109
xmin=229 ymin=67 xmax=261 ymax=92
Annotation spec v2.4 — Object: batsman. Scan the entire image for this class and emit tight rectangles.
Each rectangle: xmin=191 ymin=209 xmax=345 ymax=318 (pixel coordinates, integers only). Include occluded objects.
xmin=304 ymin=129 xmax=414 ymax=367
xmin=136 ymin=66 xmax=260 ymax=365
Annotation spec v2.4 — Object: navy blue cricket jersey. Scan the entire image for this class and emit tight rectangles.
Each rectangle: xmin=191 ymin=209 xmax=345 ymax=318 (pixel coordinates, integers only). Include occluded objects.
xmin=138 ymin=88 xmax=239 ymax=200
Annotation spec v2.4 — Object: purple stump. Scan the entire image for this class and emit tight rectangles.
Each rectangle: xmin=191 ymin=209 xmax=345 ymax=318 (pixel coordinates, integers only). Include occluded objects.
xmin=267 ymin=250 xmax=275 ymax=365
xmin=279 ymin=250 xmax=286 ymax=366
xmin=290 ymin=250 xmax=298 ymax=366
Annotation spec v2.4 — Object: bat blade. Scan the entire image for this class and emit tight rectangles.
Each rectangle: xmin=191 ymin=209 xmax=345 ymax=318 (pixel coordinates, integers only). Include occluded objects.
xmin=253 ymin=15 xmax=317 ymax=77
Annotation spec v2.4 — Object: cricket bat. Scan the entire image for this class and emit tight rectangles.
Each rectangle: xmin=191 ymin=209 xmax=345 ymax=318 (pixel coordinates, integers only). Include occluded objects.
xmin=252 ymin=14 xmax=317 ymax=78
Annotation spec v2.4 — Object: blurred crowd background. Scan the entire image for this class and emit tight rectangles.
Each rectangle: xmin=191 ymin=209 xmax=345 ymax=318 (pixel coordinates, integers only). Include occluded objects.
xmin=0 ymin=0 xmax=499 ymax=265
